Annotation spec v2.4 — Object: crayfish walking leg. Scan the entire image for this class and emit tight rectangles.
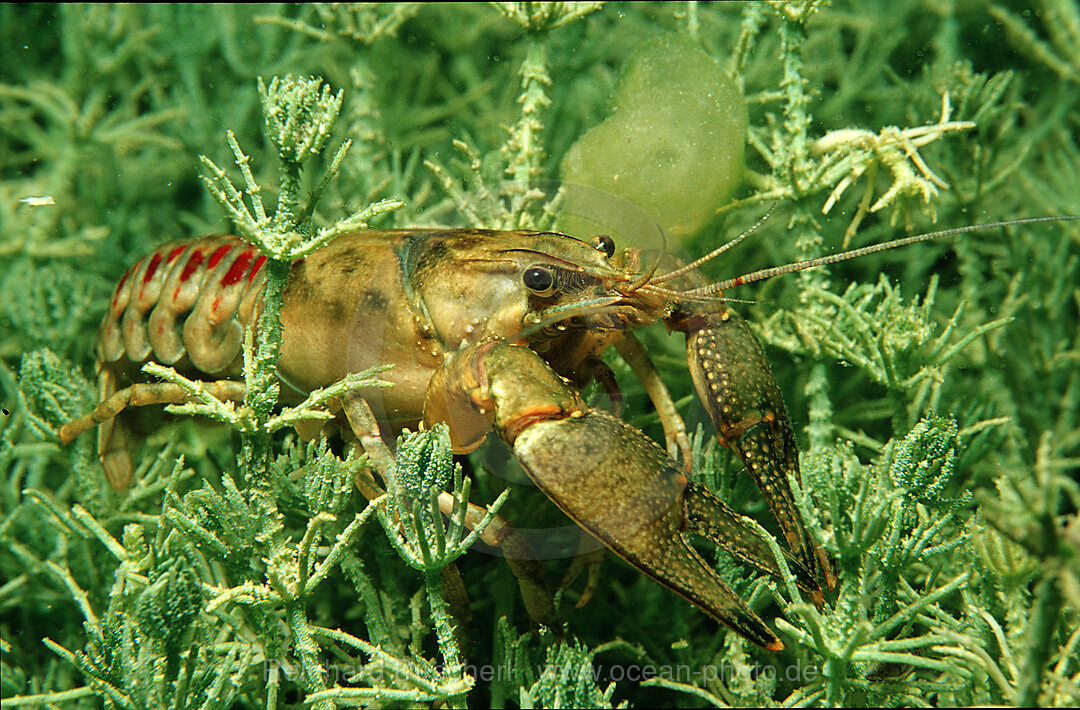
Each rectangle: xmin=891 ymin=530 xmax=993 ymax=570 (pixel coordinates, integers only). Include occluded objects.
xmin=340 ymin=392 xmax=557 ymax=628
xmin=58 ymin=375 xmax=248 ymax=489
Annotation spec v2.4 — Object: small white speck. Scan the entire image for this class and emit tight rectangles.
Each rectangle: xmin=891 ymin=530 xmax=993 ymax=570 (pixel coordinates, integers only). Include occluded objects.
xmin=18 ymin=195 xmax=55 ymax=207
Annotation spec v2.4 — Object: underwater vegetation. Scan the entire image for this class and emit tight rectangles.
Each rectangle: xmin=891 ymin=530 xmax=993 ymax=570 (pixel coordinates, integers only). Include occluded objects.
xmin=1 ymin=1 xmax=1079 ymax=707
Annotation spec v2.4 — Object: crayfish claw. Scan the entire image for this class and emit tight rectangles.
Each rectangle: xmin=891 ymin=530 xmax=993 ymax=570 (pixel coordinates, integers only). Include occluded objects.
xmin=683 ymin=483 xmax=822 ymax=602
xmin=512 ymin=408 xmax=783 ymax=649
xmin=606 ymin=501 xmax=784 ymax=650
xmin=432 ymin=340 xmax=787 ymax=648
xmin=686 ymin=308 xmax=835 ymax=592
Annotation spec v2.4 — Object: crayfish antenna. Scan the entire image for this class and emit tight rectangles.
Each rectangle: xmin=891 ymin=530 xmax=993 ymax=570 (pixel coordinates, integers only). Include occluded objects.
xmin=625 ymin=220 xmax=668 ymax=293
xmin=685 ymin=215 xmax=1080 ymax=297
xmin=650 ymin=201 xmax=778 ymax=286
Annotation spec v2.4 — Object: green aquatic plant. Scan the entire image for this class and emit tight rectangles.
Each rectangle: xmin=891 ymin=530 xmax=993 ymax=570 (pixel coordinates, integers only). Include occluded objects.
xmin=2 ymin=2 xmax=1078 ymax=708
xmin=990 ymin=0 xmax=1080 ymax=84
xmin=424 ymin=1 xmax=604 ymax=231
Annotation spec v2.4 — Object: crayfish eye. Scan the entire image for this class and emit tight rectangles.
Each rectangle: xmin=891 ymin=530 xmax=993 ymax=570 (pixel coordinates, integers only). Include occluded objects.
xmin=522 ymin=266 xmax=557 ymax=296
xmin=592 ymin=234 xmax=615 ymax=258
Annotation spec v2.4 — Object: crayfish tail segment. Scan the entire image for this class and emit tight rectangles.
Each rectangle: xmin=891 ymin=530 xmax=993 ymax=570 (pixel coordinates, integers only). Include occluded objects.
xmin=686 ymin=309 xmax=835 ymax=592
xmin=99 ymin=415 xmax=134 ymax=491
xmin=683 ymin=483 xmax=820 ymax=601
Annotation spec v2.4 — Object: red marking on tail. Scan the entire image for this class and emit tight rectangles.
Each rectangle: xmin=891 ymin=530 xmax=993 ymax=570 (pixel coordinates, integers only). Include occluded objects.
xmin=220 ymin=250 xmax=255 ymax=287
xmin=165 ymin=245 xmax=186 ymax=263
xmin=112 ymin=264 xmax=135 ymax=309
xmin=248 ymin=254 xmax=267 ymax=281
xmin=180 ymin=249 xmax=205 ymax=283
xmin=142 ymin=252 xmax=164 ymax=283
xmin=208 ymin=244 xmax=233 ymax=269
xmin=116 ymin=266 xmax=132 ymax=292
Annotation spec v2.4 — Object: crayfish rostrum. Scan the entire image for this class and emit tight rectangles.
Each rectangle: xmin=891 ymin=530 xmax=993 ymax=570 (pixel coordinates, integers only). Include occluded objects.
xmin=63 ymin=224 xmax=858 ymax=649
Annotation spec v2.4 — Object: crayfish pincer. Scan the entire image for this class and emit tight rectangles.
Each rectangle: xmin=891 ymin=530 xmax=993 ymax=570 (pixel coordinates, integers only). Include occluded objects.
xmin=61 ymin=226 xmax=848 ymax=649
xmin=427 ymin=338 xmax=826 ymax=649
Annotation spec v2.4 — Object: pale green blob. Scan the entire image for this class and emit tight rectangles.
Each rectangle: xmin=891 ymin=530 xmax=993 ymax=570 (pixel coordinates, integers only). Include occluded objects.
xmin=559 ymin=37 xmax=747 ymax=244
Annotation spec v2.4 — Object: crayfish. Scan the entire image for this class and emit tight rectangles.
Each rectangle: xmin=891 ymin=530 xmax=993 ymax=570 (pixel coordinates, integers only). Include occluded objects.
xmin=61 ymin=215 xmax=1074 ymax=648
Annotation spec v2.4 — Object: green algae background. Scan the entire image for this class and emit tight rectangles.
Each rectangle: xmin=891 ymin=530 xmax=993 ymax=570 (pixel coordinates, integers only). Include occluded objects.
xmin=2 ymin=2 xmax=1079 ymax=708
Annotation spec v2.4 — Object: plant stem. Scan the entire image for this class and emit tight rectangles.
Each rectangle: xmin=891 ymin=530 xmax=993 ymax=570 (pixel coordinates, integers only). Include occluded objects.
xmin=1016 ymin=570 xmax=1062 ymax=705
xmin=425 ymin=570 xmax=468 ymax=709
